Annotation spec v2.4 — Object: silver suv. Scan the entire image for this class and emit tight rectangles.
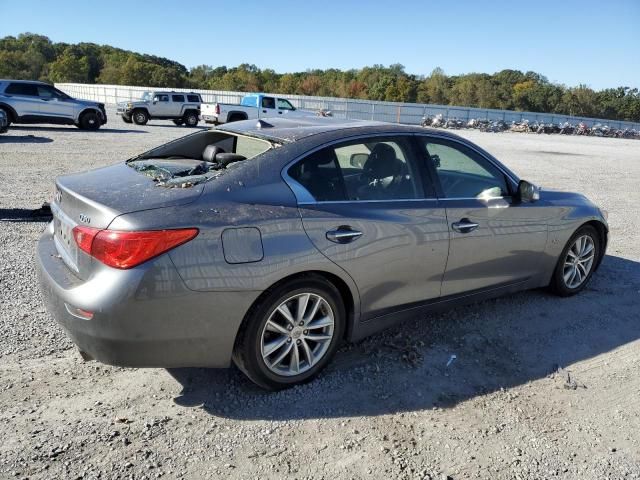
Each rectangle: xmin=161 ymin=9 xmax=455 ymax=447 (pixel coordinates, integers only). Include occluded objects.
xmin=0 ymin=80 xmax=107 ymax=130
xmin=117 ymin=91 xmax=202 ymax=127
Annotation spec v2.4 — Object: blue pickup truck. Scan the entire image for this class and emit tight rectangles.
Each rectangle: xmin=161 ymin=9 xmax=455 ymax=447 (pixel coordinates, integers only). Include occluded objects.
xmin=200 ymin=93 xmax=313 ymax=124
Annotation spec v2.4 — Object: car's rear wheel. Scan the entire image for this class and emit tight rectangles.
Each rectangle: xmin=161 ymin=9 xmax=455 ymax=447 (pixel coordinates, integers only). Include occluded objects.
xmin=78 ymin=111 xmax=100 ymax=130
xmin=132 ymin=110 xmax=148 ymax=125
xmin=0 ymin=107 xmax=12 ymax=128
xmin=172 ymin=119 xmax=184 ymax=126
xmin=549 ymin=225 xmax=600 ymax=296
xmin=233 ymin=276 xmax=345 ymax=390
xmin=183 ymin=112 xmax=199 ymax=127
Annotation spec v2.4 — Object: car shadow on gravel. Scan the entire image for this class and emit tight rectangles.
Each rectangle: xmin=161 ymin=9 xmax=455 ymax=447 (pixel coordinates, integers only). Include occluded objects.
xmin=0 ymin=134 xmax=53 ymax=143
xmin=8 ymin=125 xmax=146 ymax=134
xmin=0 ymin=206 xmax=52 ymax=222
xmin=169 ymin=254 xmax=640 ymax=420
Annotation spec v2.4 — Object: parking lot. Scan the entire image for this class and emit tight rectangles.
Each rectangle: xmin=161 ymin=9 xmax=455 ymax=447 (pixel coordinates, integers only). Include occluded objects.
xmin=1 ymin=114 xmax=639 ymax=479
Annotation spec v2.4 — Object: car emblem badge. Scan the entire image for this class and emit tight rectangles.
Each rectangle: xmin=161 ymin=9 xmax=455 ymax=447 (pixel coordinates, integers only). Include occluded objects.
xmin=79 ymin=214 xmax=91 ymax=224
xmin=55 ymin=189 xmax=62 ymax=203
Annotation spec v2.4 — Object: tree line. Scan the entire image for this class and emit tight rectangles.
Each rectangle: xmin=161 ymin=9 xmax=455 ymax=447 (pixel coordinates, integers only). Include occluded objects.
xmin=1 ymin=33 xmax=638 ymax=122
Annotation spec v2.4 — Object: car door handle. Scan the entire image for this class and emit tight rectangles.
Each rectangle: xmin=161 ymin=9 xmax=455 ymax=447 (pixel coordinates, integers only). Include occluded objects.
xmin=262 ymin=109 xmax=267 ymax=113
xmin=278 ymin=111 xmax=283 ymax=114
xmin=326 ymin=227 xmax=363 ymax=244
xmin=451 ymin=218 xmax=479 ymax=233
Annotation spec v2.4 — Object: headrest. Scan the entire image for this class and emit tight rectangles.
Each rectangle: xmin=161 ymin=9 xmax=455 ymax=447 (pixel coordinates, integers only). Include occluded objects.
xmin=363 ymin=143 xmax=401 ymax=178
xmin=202 ymin=145 xmax=225 ymax=163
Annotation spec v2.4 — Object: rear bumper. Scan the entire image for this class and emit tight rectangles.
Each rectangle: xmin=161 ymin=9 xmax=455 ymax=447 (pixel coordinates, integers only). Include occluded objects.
xmin=36 ymin=224 xmax=260 ymax=368
xmin=200 ymin=114 xmax=219 ymax=124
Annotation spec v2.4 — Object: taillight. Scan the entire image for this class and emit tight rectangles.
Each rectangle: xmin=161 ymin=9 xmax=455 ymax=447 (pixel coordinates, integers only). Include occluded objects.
xmin=215 ymin=104 xmax=220 ymax=115
xmin=72 ymin=226 xmax=198 ymax=269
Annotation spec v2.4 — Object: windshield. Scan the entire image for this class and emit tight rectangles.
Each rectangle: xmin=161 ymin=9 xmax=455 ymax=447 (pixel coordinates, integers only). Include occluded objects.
xmin=140 ymin=91 xmax=153 ymax=102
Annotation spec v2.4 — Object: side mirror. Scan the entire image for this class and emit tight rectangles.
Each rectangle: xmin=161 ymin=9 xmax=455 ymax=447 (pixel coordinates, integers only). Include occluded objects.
xmin=517 ymin=180 xmax=540 ymax=203
xmin=350 ymin=153 xmax=368 ymax=168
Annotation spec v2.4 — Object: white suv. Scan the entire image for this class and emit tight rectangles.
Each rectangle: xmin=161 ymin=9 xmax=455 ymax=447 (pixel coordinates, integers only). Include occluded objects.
xmin=116 ymin=91 xmax=202 ymax=127
xmin=0 ymin=80 xmax=107 ymax=130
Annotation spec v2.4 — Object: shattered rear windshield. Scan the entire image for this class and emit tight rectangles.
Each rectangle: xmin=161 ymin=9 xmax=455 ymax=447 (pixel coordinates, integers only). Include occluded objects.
xmin=127 ymin=130 xmax=274 ymax=188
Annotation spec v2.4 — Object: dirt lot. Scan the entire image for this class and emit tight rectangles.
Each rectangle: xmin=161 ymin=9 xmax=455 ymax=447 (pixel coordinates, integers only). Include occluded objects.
xmin=1 ymin=115 xmax=639 ymax=480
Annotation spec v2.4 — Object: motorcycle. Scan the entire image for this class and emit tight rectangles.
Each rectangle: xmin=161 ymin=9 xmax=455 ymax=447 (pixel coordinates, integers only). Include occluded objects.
xmin=510 ymin=120 xmax=529 ymax=133
xmin=575 ymin=122 xmax=590 ymax=135
xmin=420 ymin=115 xmax=432 ymax=127
xmin=431 ymin=114 xmax=445 ymax=128
xmin=559 ymin=122 xmax=575 ymax=135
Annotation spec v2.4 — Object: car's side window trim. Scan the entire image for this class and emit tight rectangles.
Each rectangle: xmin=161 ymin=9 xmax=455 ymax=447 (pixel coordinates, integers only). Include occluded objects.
xmin=282 ymin=133 xmax=436 ymax=205
xmin=414 ymin=134 xmax=518 ymax=200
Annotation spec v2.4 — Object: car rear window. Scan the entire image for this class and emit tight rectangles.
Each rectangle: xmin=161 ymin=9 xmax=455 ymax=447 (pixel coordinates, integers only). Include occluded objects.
xmin=172 ymin=94 xmax=185 ymax=102
xmin=6 ymin=83 xmax=39 ymax=96
xmin=187 ymin=94 xmax=201 ymax=103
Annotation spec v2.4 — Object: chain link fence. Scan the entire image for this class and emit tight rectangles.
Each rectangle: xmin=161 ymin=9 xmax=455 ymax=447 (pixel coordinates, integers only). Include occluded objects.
xmin=56 ymin=83 xmax=640 ymax=130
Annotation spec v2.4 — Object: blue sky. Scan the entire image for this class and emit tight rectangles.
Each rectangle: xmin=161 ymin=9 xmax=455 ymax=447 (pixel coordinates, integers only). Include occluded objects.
xmin=1 ymin=0 xmax=638 ymax=90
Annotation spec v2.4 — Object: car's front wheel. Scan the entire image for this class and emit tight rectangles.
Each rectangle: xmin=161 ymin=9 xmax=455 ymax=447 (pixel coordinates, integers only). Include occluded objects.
xmin=78 ymin=111 xmax=101 ymax=130
xmin=132 ymin=110 xmax=149 ymax=125
xmin=122 ymin=116 xmax=133 ymax=124
xmin=233 ymin=275 xmax=345 ymax=390
xmin=550 ymin=225 xmax=600 ymax=296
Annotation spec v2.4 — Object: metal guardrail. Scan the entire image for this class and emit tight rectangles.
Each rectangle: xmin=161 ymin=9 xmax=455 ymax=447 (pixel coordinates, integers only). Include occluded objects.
xmin=55 ymin=83 xmax=640 ymax=130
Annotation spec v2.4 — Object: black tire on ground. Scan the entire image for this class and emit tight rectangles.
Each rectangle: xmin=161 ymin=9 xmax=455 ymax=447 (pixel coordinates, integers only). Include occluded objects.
xmin=122 ymin=116 xmax=133 ymax=124
xmin=78 ymin=111 xmax=101 ymax=130
xmin=232 ymin=275 xmax=346 ymax=390
xmin=549 ymin=224 xmax=600 ymax=297
xmin=172 ymin=119 xmax=184 ymax=126
xmin=132 ymin=109 xmax=149 ymax=125
xmin=183 ymin=111 xmax=198 ymax=127
xmin=1 ymin=106 xmax=13 ymax=127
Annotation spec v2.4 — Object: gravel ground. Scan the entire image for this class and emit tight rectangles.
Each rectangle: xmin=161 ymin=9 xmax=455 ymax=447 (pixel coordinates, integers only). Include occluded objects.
xmin=1 ymin=114 xmax=639 ymax=480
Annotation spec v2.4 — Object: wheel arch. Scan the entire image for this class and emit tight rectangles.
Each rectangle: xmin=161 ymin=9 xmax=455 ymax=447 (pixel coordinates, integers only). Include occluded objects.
xmin=227 ymin=111 xmax=249 ymax=122
xmin=79 ymin=107 xmax=103 ymax=121
xmin=234 ymin=270 xmax=360 ymax=350
xmin=581 ymin=219 xmax=608 ymax=270
xmin=0 ymin=103 xmax=18 ymax=122
xmin=131 ymin=107 xmax=149 ymax=116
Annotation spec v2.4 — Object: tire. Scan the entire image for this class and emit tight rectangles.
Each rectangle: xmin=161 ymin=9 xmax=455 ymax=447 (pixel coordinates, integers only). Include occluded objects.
xmin=0 ymin=107 xmax=11 ymax=128
xmin=233 ymin=275 xmax=346 ymax=390
xmin=132 ymin=109 xmax=148 ymax=125
xmin=78 ymin=111 xmax=100 ymax=130
xmin=183 ymin=111 xmax=198 ymax=127
xmin=172 ymin=119 xmax=184 ymax=126
xmin=549 ymin=225 xmax=600 ymax=297
xmin=122 ymin=116 xmax=133 ymax=124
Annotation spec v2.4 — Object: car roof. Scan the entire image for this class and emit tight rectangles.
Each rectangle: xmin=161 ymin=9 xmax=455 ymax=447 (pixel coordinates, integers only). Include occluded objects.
xmin=215 ymin=116 xmax=454 ymax=143
xmin=0 ymin=79 xmax=51 ymax=85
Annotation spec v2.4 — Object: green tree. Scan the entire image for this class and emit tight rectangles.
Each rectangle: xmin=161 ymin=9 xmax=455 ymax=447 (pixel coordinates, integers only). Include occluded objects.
xmin=48 ymin=49 xmax=90 ymax=83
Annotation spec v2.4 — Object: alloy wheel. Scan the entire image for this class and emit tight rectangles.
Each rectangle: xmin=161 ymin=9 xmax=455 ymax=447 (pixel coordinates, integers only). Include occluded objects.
xmin=260 ymin=292 xmax=334 ymax=376
xmin=563 ymin=234 xmax=595 ymax=289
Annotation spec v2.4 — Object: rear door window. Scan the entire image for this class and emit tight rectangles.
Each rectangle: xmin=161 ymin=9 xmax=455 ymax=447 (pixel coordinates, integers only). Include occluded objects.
xmin=6 ymin=83 xmax=39 ymax=96
xmin=172 ymin=94 xmax=185 ymax=102
xmin=288 ymin=136 xmax=426 ymax=202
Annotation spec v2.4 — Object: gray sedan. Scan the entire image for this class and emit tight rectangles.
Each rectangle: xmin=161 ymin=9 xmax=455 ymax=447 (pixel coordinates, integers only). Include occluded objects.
xmin=37 ymin=118 xmax=608 ymax=390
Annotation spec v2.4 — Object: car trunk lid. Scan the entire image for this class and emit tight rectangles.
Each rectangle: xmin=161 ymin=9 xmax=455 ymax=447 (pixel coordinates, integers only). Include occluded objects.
xmin=51 ymin=161 xmax=205 ymax=278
